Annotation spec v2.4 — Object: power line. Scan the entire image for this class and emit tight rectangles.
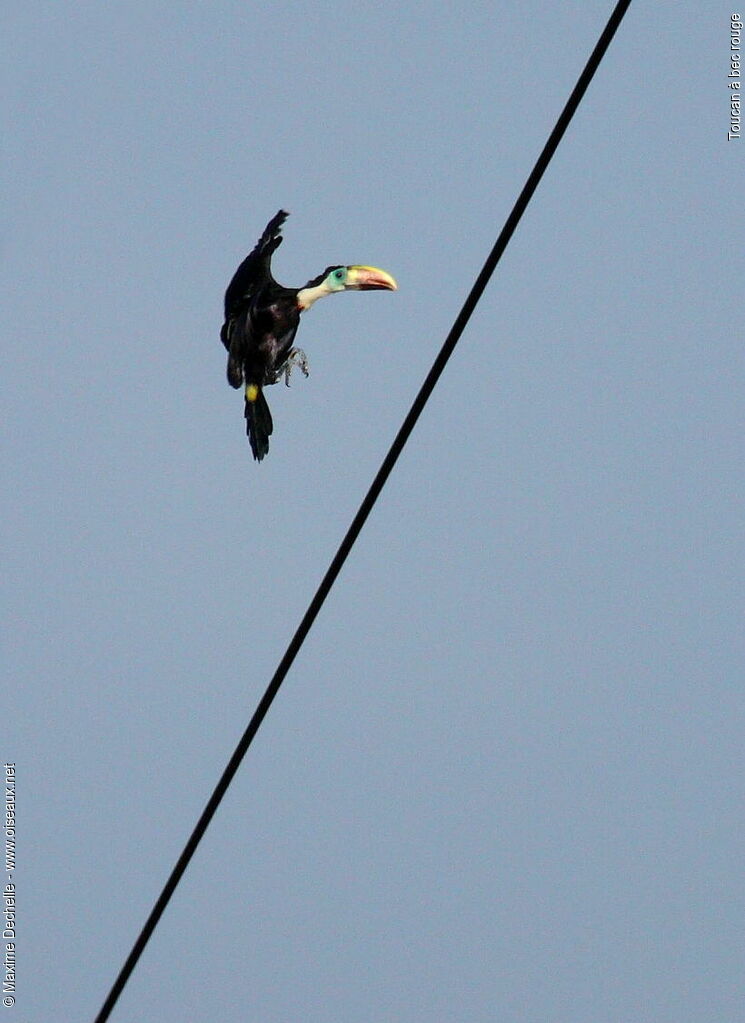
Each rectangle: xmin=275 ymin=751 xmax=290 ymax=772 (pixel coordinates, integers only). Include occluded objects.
xmin=93 ymin=3 xmax=633 ymax=1019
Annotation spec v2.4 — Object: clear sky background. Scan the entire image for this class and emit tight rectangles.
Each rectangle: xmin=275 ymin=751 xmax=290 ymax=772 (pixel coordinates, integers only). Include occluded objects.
xmin=4 ymin=3 xmax=742 ymax=1021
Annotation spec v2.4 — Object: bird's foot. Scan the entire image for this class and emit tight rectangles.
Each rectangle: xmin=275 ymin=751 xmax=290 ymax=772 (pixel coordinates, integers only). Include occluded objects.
xmin=279 ymin=348 xmax=310 ymax=387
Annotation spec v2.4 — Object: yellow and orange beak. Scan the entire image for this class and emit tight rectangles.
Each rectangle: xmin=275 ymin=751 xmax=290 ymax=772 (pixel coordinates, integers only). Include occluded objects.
xmin=345 ymin=265 xmax=398 ymax=291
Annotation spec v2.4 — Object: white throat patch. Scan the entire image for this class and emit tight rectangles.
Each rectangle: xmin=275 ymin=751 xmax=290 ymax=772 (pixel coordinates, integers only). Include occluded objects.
xmin=296 ymin=281 xmax=332 ymax=311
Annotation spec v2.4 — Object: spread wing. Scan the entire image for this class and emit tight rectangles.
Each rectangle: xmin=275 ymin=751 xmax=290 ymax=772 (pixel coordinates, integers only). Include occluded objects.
xmin=221 ymin=210 xmax=288 ymax=350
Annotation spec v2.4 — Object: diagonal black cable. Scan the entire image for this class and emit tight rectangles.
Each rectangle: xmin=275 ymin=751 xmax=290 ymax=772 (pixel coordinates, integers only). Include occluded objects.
xmin=94 ymin=2 xmax=633 ymax=1019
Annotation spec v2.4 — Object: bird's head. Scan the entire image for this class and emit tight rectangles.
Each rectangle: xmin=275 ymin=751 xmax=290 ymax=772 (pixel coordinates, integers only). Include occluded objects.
xmin=321 ymin=265 xmax=398 ymax=293
xmin=297 ymin=265 xmax=397 ymax=309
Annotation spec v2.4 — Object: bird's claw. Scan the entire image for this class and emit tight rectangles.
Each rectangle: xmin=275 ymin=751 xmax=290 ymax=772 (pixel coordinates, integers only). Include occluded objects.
xmin=280 ymin=348 xmax=309 ymax=387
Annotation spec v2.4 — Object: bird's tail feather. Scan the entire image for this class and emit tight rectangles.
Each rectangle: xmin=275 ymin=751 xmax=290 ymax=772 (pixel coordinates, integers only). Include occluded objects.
xmin=245 ymin=385 xmax=273 ymax=461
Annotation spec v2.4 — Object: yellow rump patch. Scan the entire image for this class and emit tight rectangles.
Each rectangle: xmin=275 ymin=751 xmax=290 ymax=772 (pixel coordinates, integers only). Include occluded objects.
xmin=245 ymin=384 xmax=259 ymax=403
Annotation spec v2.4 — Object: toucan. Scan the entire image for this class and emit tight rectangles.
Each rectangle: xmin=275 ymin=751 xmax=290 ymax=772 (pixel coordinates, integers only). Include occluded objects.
xmin=220 ymin=210 xmax=397 ymax=461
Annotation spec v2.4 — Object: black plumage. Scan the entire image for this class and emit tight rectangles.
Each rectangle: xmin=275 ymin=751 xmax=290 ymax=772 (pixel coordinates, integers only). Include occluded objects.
xmin=220 ymin=210 xmax=396 ymax=461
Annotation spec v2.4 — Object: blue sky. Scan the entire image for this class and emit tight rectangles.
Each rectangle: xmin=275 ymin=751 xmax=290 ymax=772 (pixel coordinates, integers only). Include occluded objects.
xmin=4 ymin=3 xmax=743 ymax=1021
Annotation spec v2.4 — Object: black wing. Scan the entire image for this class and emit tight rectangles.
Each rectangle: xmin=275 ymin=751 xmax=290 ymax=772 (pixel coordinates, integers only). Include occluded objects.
xmin=224 ymin=209 xmax=288 ymax=319
xmin=221 ymin=210 xmax=288 ymax=351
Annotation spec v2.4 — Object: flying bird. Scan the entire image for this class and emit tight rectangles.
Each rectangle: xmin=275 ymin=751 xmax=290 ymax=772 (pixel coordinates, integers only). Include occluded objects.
xmin=220 ymin=210 xmax=397 ymax=461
